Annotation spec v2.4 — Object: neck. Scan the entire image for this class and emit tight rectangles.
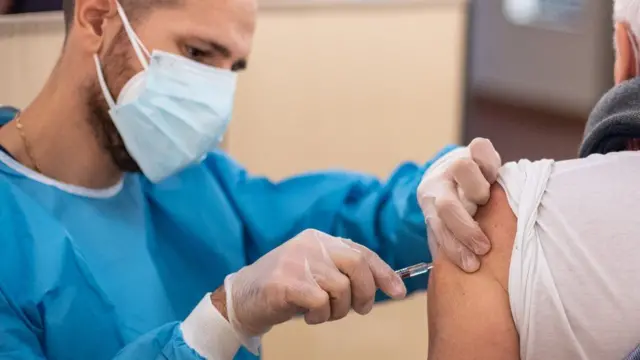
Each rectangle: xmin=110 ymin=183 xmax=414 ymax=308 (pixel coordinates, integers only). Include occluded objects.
xmin=0 ymin=62 xmax=123 ymax=189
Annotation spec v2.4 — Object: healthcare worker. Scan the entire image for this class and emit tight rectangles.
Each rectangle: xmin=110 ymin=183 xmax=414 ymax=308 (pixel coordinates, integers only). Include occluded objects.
xmin=0 ymin=0 xmax=502 ymax=358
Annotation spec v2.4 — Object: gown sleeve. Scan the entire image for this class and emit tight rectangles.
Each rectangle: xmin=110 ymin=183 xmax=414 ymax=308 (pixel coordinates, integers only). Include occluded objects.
xmin=203 ymin=145 xmax=458 ymax=294
xmin=0 ymin=290 xmax=242 ymax=360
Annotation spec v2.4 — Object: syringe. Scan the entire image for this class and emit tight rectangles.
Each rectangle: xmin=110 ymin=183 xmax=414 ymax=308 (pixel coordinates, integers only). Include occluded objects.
xmin=395 ymin=262 xmax=433 ymax=280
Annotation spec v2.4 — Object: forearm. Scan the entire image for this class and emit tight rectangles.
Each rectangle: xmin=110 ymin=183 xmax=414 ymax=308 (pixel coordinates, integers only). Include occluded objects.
xmin=292 ymin=146 xmax=459 ymax=267
xmin=179 ymin=289 xmax=244 ymax=360
xmin=205 ymin=146 xmax=459 ymax=293
xmin=114 ymin=288 xmax=242 ymax=360
xmin=112 ymin=323 xmax=203 ymax=360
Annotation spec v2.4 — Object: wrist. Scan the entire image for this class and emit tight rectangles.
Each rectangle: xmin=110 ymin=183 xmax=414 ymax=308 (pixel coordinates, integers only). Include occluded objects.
xmin=181 ymin=293 xmax=242 ymax=360
xmin=210 ymin=286 xmax=228 ymax=321
xmin=223 ymin=273 xmax=263 ymax=355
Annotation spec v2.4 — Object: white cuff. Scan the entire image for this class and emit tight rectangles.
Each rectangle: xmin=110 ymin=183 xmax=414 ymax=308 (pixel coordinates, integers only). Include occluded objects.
xmin=181 ymin=294 xmax=242 ymax=360
xmin=224 ymin=274 xmax=263 ymax=355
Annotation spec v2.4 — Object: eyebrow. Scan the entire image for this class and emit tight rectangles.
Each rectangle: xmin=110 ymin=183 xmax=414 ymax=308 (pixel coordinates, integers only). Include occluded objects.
xmin=207 ymin=40 xmax=231 ymax=58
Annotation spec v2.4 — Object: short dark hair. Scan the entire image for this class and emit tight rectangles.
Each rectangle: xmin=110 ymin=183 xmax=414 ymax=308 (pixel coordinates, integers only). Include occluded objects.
xmin=62 ymin=0 xmax=179 ymax=34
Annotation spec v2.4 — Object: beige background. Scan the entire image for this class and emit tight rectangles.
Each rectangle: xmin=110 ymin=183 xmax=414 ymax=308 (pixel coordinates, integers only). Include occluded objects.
xmin=231 ymin=1 xmax=467 ymax=179
xmin=0 ymin=1 xmax=467 ymax=358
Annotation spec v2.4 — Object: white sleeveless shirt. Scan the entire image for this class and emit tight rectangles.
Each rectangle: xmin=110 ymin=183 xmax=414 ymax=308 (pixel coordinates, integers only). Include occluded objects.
xmin=498 ymin=152 xmax=640 ymax=360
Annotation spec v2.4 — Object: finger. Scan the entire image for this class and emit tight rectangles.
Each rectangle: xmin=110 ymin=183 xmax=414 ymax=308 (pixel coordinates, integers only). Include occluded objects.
xmin=457 ymin=186 xmax=478 ymax=216
xmin=284 ymin=281 xmax=331 ymax=325
xmin=448 ymin=157 xmax=491 ymax=205
xmin=283 ymin=260 xmax=331 ymax=325
xmin=313 ymin=265 xmax=353 ymax=321
xmin=417 ymin=177 xmax=441 ymax=218
xmin=295 ymin=283 xmax=330 ymax=325
xmin=417 ymin=181 xmax=435 ymax=217
xmin=440 ymin=226 xmax=480 ymax=272
xmin=435 ymin=183 xmax=490 ymax=255
xmin=429 ymin=216 xmax=479 ymax=272
xmin=331 ymin=245 xmax=376 ymax=315
xmin=345 ymin=241 xmax=406 ymax=300
xmin=426 ymin=221 xmax=440 ymax=257
xmin=420 ymin=175 xmax=477 ymax=217
xmin=469 ymin=138 xmax=502 ymax=183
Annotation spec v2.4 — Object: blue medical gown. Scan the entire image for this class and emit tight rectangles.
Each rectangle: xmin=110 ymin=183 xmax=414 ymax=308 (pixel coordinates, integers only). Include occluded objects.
xmin=0 ymin=106 xmax=456 ymax=360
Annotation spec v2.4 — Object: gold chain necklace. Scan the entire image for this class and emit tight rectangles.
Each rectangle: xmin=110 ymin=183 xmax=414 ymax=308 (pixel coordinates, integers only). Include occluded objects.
xmin=13 ymin=113 xmax=41 ymax=172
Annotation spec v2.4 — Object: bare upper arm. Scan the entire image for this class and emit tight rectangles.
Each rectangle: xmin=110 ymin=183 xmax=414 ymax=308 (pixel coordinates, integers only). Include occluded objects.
xmin=427 ymin=184 xmax=519 ymax=360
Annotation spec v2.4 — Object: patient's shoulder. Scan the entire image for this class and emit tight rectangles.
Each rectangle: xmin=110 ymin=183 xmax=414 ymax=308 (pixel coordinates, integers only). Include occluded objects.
xmin=430 ymin=183 xmax=517 ymax=294
xmin=494 ymin=152 xmax=640 ymax=359
xmin=427 ymin=183 xmax=520 ymax=360
xmin=473 ymin=184 xmax=516 ymax=291
xmin=475 ymin=184 xmax=515 ymax=235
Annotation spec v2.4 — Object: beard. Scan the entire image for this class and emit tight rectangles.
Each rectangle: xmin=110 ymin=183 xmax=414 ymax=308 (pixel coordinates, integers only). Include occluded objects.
xmin=85 ymin=28 xmax=141 ymax=173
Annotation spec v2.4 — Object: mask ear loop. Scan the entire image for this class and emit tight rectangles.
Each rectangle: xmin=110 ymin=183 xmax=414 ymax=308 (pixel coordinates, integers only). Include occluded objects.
xmin=94 ymin=55 xmax=116 ymax=109
xmin=115 ymin=2 xmax=150 ymax=69
xmin=93 ymin=2 xmax=151 ymax=110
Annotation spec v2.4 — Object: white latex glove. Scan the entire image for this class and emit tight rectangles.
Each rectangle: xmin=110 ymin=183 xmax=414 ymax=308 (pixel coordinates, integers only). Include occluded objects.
xmin=417 ymin=138 xmax=502 ymax=272
xmin=223 ymin=229 xmax=406 ymax=349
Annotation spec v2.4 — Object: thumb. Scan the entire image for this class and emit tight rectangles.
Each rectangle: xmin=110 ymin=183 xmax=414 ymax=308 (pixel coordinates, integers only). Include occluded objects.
xmin=469 ymin=138 xmax=502 ymax=183
xmin=343 ymin=240 xmax=406 ymax=300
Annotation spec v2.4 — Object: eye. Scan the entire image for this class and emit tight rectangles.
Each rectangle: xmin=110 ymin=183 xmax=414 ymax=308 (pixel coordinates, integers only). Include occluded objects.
xmin=185 ymin=46 xmax=211 ymax=60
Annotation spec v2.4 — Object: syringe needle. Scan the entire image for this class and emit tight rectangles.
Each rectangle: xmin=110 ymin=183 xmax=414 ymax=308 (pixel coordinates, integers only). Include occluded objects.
xmin=395 ymin=262 xmax=433 ymax=280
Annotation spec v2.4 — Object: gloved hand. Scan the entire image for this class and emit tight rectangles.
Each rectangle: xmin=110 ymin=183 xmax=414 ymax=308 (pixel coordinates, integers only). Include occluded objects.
xmin=224 ymin=229 xmax=405 ymax=342
xmin=418 ymin=138 xmax=502 ymax=272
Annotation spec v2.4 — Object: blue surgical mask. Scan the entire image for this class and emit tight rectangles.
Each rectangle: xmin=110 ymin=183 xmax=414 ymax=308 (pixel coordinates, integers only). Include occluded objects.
xmin=94 ymin=2 xmax=237 ymax=183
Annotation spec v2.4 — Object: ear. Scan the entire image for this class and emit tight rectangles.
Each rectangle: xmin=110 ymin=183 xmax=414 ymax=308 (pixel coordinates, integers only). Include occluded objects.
xmin=614 ymin=22 xmax=638 ymax=84
xmin=72 ymin=0 xmax=119 ymax=53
